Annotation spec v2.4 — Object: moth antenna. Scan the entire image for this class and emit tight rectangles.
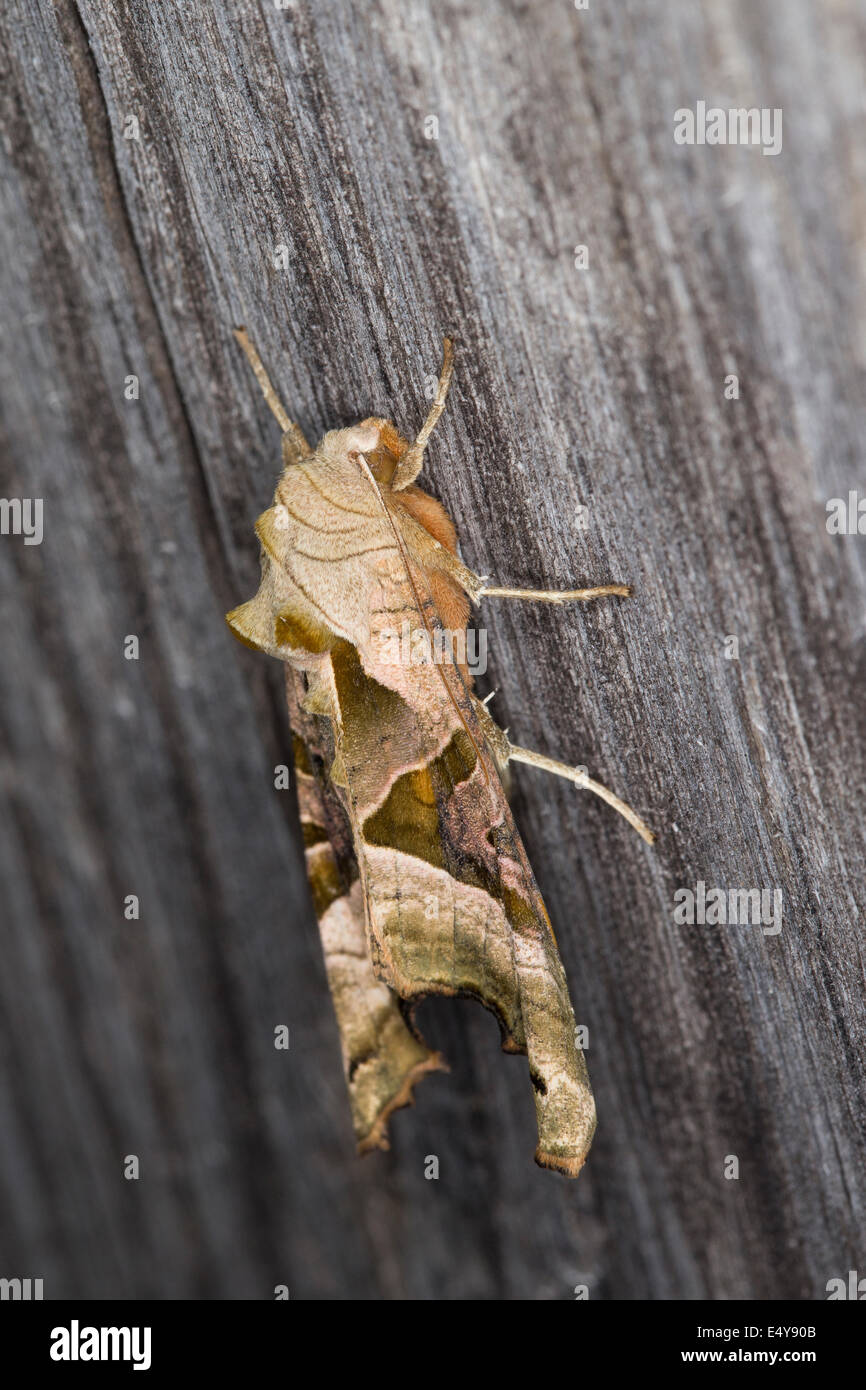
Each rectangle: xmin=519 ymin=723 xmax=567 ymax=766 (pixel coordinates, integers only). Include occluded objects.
xmin=506 ymin=743 xmax=656 ymax=845
xmin=233 ymin=326 xmax=310 ymax=464
xmin=234 ymin=325 xmax=291 ymax=430
xmin=392 ymin=336 xmax=455 ymax=490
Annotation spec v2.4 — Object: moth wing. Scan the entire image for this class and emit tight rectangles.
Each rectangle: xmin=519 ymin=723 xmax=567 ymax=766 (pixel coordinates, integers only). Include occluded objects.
xmin=327 ymin=545 xmax=596 ymax=1176
xmin=229 ymin=445 xmax=595 ymax=1174
xmin=286 ymin=667 xmax=445 ymax=1154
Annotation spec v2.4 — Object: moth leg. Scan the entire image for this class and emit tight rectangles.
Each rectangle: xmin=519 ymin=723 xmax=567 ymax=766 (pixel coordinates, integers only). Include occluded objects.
xmin=473 ymin=696 xmax=654 ymax=844
xmin=233 ymin=326 xmax=311 ymax=466
xmin=414 ymin=536 xmax=631 ymax=606
xmin=477 ymin=582 xmax=631 ymax=603
xmin=392 ymin=337 xmax=455 ymax=489
xmin=508 ymin=744 xmax=655 ymax=844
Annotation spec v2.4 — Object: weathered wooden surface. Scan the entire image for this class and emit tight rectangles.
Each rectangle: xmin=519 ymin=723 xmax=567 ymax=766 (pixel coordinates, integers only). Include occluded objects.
xmin=1 ymin=0 xmax=864 ymax=1300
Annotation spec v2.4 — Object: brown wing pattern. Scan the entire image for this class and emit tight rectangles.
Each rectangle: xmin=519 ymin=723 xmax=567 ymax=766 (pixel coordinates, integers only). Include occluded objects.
xmin=227 ymin=415 xmax=596 ymax=1175
xmin=286 ymin=665 xmax=445 ymax=1153
xmin=327 ymin=558 xmax=596 ymax=1176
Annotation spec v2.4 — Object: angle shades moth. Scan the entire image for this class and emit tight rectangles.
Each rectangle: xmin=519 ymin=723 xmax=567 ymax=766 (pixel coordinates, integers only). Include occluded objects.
xmin=226 ymin=329 xmax=654 ymax=1177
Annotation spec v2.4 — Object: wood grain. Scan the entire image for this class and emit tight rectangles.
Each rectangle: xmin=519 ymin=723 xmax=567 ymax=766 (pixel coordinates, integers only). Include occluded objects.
xmin=0 ymin=0 xmax=864 ymax=1299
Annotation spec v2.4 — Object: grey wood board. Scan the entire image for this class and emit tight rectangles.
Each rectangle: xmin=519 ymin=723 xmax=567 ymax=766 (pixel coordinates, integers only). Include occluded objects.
xmin=0 ymin=0 xmax=863 ymax=1298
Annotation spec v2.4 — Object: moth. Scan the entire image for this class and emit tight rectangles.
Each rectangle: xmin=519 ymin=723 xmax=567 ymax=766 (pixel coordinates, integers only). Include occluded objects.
xmin=227 ymin=329 xmax=654 ymax=1176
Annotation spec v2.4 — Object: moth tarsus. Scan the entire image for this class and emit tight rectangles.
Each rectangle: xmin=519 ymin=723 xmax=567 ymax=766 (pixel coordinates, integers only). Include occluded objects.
xmin=227 ymin=329 xmax=655 ymax=1177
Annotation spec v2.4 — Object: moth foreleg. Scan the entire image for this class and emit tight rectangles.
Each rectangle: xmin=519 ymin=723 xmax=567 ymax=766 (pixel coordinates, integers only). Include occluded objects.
xmin=392 ymin=337 xmax=454 ymax=489
xmin=233 ymin=326 xmax=311 ymax=466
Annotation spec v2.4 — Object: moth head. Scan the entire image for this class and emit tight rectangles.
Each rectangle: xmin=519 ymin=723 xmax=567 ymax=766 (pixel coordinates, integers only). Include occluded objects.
xmin=351 ymin=417 xmax=411 ymax=487
xmin=313 ymin=418 xmax=411 ymax=488
xmin=309 ymin=421 xmax=376 ymax=470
